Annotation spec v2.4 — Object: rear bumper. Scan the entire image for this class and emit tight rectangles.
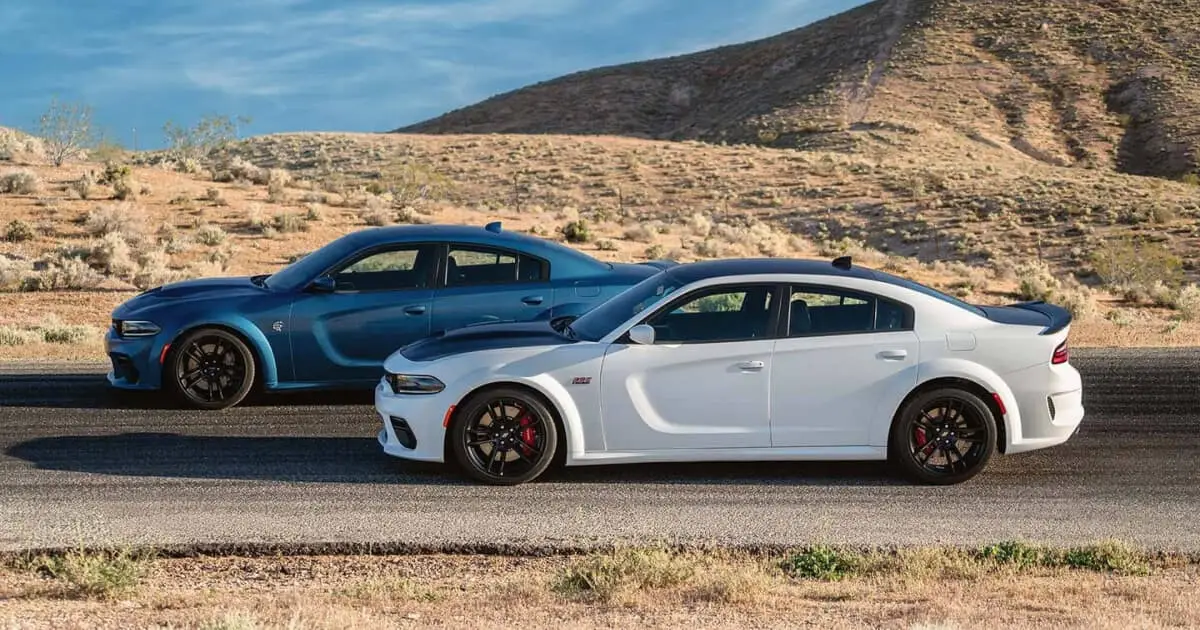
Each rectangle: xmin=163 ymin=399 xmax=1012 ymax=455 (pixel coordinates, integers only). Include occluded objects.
xmin=1003 ymin=361 xmax=1084 ymax=454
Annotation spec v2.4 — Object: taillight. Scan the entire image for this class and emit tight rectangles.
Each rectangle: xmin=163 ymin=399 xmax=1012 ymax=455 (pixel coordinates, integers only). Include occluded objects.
xmin=1051 ymin=340 xmax=1069 ymax=364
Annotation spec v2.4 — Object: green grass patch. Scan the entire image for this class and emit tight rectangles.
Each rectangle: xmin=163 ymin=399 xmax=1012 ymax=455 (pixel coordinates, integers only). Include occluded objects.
xmin=15 ymin=547 xmax=153 ymax=599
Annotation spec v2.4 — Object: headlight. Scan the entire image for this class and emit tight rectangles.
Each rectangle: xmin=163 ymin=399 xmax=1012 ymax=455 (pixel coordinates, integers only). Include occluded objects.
xmin=386 ymin=373 xmax=445 ymax=394
xmin=117 ymin=320 xmax=161 ymax=337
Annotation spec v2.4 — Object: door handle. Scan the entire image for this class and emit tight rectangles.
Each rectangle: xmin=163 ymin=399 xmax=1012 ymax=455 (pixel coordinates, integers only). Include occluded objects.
xmin=403 ymin=305 xmax=427 ymax=315
xmin=736 ymin=360 xmax=765 ymax=371
xmin=522 ymin=295 xmax=544 ymax=305
xmin=877 ymin=349 xmax=907 ymax=360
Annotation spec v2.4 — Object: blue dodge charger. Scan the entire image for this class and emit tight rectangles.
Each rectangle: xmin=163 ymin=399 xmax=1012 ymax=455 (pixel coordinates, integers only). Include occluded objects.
xmin=105 ymin=222 xmax=669 ymax=409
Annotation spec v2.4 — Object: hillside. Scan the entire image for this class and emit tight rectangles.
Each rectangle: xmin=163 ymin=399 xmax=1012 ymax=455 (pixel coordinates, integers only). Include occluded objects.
xmin=395 ymin=0 xmax=1200 ymax=181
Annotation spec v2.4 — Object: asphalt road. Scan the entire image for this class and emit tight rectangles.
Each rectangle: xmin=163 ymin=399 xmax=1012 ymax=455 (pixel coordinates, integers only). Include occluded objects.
xmin=2 ymin=348 xmax=1199 ymax=553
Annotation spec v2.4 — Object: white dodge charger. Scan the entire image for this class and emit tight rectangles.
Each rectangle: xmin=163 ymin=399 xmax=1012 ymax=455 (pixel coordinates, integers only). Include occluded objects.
xmin=374 ymin=256 xmax=1083 ymax=485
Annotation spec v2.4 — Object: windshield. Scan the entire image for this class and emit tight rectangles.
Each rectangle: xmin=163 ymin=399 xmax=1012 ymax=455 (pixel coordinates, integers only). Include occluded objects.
xmin=568 ymin=270 xmax=684 ymax=341
xmin=264 ymin=231 xmax=362 ymax=291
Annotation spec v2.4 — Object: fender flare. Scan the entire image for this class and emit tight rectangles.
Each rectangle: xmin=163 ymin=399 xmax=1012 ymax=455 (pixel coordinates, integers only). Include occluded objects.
xmin=883 ymin=358 xmax=1023 ymax=449
xmin=444 ymin=371 xmax=587 ymax=464
xmin=165 ymin=316 xmax=280 ymax=388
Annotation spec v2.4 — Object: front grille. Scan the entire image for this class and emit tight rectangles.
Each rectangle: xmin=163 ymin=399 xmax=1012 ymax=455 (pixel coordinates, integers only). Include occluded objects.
xmin=390 ymin=416 xmax=417 ymax=449
xmin=109 ymin=353 xmax=139 ymax=384
xmin=1047 ymin=396 xmax=1056 ymax=420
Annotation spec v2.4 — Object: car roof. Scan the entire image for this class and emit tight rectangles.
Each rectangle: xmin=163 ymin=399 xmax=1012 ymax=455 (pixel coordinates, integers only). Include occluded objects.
xmin=666 ymin=257 xmax=878 ymax=283
xmin=350 ymin=223 xmax=608 ymax=265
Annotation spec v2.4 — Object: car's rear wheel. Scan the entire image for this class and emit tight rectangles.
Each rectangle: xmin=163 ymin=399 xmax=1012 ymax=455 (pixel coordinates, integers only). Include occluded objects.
xmin=449 ymin=386 xmax=558 ymax=485
xmin=166 ymin=327 xmax=256 ymax=410
xmin=890 ymin=387 xmax=996 ymax=485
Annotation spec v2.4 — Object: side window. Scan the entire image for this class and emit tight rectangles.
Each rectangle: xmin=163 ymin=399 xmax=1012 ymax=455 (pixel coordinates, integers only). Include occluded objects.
xmin=787 ymin=285 xmax=910 ymax=336
xmin=645 ymin=286 xmax=775 ymax=344
xmin=330 ymin=246 xmax=430 ymax=292
xmin=446 ymin=245 xmax=548 ymax=286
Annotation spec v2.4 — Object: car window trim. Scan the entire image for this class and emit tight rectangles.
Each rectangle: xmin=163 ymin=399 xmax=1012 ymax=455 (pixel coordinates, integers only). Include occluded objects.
xmin=780 ymin=282 xmax=915 ymax=338
xmin=442 ymin=241 xmax=551 ymax=288
xmin=320 ymin=242 xmax=439 ymax=294
xmin=625 ymin=282 xmax=785 ymax=345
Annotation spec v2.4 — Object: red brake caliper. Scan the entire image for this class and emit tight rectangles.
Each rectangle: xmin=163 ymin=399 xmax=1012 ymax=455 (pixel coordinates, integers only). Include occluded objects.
xmin=914 ymin=427 xmax=928 ymax=448
xmin=517 ymin=413 xmax=537 ymax=455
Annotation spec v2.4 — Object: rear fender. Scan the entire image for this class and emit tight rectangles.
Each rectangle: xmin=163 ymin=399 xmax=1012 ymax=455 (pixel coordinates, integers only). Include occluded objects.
xmin=884 ymin=358 xmax=1023 ymax=449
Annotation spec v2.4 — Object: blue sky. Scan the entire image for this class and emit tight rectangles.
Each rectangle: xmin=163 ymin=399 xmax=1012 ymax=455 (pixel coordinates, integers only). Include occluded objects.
xmin=1 ymin=0 xmax=862 ymax=149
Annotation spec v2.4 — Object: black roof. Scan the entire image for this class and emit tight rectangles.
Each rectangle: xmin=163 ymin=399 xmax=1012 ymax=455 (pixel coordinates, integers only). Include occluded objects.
xmin=667 ymin=257 xmax=879 ymax=283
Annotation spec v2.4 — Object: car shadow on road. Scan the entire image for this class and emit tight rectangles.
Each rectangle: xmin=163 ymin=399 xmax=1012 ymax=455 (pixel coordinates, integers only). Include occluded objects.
xmin=5 ymin=433 xmax=905 ymax=487
xmin=0 ymin=372 xmax=374 ymax=409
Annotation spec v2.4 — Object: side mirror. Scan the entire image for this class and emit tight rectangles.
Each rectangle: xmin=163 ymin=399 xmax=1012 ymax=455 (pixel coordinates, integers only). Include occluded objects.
xmin=308 ymin=275 xmax=336 ymax=293
xmin=627 ymin=324 xmax=655 ymax=345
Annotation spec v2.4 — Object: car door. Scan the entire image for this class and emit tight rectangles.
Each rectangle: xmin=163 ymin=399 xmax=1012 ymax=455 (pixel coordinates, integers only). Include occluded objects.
xmin=598 ymin=283 xmax=780 ymax=451
xmin=289 ymin=243 xmax=438 ymax=384
xmin=769 ymin=283 xmax=919 ymax=447
xmin=430 ymin=243 xmax=553 ymax=333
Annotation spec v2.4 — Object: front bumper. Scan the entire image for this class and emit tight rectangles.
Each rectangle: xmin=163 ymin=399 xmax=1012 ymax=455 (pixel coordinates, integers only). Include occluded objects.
xmin=1004 ymin=361 xmax=1085 ymax=454
xmin=104 ymin=326 xmax=166 ymax=391
xmin=374 ymin=379 xmax=452 ymax=463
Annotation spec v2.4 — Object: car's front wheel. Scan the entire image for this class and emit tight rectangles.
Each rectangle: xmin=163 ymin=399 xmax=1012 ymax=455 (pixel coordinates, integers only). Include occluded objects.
xmin=449 ymin=386 xmax=559 ymax=485
xmin=166 ymin=327 xmax=257 ymax=410
xmin=889 ymin=387 xmax=997 ymax=485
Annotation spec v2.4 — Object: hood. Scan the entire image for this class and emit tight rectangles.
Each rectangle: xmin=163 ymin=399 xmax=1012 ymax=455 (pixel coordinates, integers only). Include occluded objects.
xmin=113 ymin=275 xmax=267 ymax=318
xmin=397 ymin=320 xmax=577 ymax=363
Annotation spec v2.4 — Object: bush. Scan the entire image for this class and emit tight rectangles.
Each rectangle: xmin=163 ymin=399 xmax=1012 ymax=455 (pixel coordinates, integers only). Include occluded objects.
xmin=28 ymin=547 xmax=149 ymax=598
xmin=0 ymin=169 xmax=40 ymax=194
xmin=272 ymin=212 xmax=307 ymax=234
xmin=69 ymin=172 xmax=96 ymax=199
xmin=562 ymin=219 xmax=591 ymax=243
xmin=4 ymin=219 xmax=35 ymax=243
xmin=1091 ymin=237 xmax=1183 ymax=300
xmin=195 ymin=224 xmax=228 ymax=247
xmin=84 ymin=203 xmax=144 ymax=240
xmin=779 ymin=545 xmax=861 ymax=581
xmin=554 ymin=548 xmax=696 ymax=601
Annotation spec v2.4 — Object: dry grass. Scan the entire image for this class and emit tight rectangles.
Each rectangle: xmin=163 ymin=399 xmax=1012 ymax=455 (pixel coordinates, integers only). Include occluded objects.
xmin=0 ymin=544 xmax=1197 ymax=629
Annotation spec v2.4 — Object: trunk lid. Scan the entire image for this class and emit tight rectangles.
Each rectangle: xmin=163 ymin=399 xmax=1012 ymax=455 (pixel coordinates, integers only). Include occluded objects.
xmin=977 ymin=300 xmax=1072 ymax=335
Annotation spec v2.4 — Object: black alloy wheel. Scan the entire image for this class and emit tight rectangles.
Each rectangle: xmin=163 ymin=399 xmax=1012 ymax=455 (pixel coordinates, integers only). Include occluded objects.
xmin=167 ymin=327 xmax=256 ymax=410
xmin=890 ymin=387 xmax=997 ymax=485
xmin=450 ymin=386 xmax=558 ymax=485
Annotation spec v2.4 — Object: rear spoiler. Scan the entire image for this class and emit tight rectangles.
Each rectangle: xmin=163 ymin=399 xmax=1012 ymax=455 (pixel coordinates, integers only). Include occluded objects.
xmin=638 ymin=259 xmax=678 ymax=270
xmin=1008 ymin=300 xmax=1073 ymax=336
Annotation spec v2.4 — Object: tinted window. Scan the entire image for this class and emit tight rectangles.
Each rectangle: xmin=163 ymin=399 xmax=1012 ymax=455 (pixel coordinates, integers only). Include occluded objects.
xmin=645 ymin=286 xmax=775 ymax=344
xmin=446 ymin=246 xmax=547 ymax=286
xmin=787 ymin=285 xmax=911 ymax=336
xmin=331 ymin=246 xmax=431 ymax=292
xmin=870 ymin=270 xmax=986 ymax=316
xmin=567 ymin=271 xmax=684 ymax=342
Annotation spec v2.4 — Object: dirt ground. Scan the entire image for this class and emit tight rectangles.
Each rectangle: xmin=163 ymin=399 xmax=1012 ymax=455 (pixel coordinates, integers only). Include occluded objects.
xmin=1 ymin=552 xmax=1196 ymax=630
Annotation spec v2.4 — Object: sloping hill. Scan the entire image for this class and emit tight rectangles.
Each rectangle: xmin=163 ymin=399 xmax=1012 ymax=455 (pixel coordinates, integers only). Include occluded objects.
xmin=394 ymin=0 xmax=1200 ymax=180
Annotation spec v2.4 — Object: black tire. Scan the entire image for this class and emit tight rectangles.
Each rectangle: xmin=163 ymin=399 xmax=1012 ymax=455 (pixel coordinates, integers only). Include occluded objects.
xmin=449 ymin=386 xmax=559 ymax=485
xmin=889 ymin=387 xmax=997 ymax=485
xmin=165 ymin=327 xmax=257 ymax=410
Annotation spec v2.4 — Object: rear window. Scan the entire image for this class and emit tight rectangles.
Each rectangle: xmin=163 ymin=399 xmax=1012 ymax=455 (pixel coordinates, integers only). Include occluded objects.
xmin=871 ymin=270 xmax=987 ymax=316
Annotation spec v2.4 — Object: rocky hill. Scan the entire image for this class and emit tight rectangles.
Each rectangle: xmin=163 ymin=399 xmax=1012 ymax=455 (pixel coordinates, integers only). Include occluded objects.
xmin=395 ymin=0 xmax=1200 ymax=181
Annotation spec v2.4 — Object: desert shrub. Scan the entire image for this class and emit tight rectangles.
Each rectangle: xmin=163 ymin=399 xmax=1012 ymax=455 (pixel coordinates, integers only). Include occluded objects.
xmin=87 ymin=232 xmax=137 ymax=279
xmin=23 ymin=255 xmax=104 ymax=291
xmin=562 ymin=220 xmax=591 ymax=243
xmin=69 ymin=172 xmax=96 ymax=199
xmin=272 ymin=212 xmax=307 ymax=233
xmin=0 ymin=169 xmax=40 ymax=194
xmin=84 ymin=203 xmax=145 ymax=240
xmin=38 ymin=98 xmax=96 ymax=166
xmin=195 ymin=224 xmax=228 ymax=247
xmin=4 ymin=220 xmax=35 ymax=243
xmin=1090 ymin=237 xmax=1183 ymax=301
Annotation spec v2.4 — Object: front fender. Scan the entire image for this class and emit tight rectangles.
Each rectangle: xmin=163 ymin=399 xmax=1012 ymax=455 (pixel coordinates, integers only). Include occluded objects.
xmin=444 ymin=369 xmax=588 ymax=464
xmin=168 ymin=316 xmax=280 ymax=388
xmin=894 ymin=357 xmax=1023 ymax=448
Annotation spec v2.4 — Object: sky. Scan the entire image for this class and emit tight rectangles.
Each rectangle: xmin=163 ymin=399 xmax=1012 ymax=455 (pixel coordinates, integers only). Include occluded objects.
xmin=0 ymin=0 xmax=864 ymax=150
